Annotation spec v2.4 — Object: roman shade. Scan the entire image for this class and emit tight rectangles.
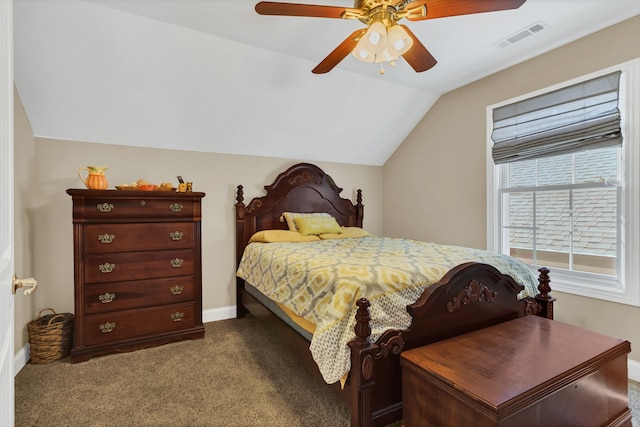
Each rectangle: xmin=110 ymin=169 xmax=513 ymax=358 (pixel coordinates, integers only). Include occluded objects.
xmin=491 ymin=71 xmax=622 ymax=164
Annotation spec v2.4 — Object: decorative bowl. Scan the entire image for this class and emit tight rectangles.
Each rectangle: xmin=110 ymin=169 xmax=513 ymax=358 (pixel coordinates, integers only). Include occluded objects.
xmin=137 ymin=184 xmax=157 ymax=191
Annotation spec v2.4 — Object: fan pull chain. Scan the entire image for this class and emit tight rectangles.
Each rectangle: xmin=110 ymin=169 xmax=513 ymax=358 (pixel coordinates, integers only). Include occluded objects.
xmin=379 ymin=62 xmax=385 ymax=75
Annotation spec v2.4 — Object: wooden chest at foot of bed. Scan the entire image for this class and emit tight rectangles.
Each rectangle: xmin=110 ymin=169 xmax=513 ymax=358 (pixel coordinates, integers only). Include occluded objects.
xmin=67 ymin=189 xmax=206 ymax=362
xmin=400 ymin=316 xmax=631 ymax=427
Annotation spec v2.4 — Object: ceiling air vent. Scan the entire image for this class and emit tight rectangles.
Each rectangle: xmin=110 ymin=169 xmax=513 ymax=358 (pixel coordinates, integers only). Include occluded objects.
xmin=495 ymin=21 xmax=549 ymax=48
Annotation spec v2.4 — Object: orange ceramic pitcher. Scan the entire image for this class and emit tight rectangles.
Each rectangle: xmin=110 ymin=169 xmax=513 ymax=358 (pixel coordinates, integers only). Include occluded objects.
xmin=78 ymin=166 xmax=108 ymax=190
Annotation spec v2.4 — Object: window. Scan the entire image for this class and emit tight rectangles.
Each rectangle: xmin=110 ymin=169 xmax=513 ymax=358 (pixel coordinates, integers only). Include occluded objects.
xmin=504 ymin=148 xmax=620 ymax=276
xmin=487 ymin=59 xmax=640 ymax=306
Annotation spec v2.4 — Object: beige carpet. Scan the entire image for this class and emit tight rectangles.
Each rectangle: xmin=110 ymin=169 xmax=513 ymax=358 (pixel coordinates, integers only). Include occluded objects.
xmin=15 ymin=316 xmax=640 ymax=426
xmin=631 ymin=380 xmax=640 ymax=427
xmin=16 ymin=317 xmax=350 ymax=427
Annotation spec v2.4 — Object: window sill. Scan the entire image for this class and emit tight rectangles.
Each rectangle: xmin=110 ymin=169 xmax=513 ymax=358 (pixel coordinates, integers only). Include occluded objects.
xmin=527 ymin=265 xmax=639 ymax=307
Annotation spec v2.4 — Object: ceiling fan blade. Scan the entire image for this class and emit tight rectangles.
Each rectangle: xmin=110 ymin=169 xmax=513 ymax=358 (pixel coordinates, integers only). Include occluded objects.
xmin=255 ymin=2 xmax=360 ymax=19
xmin=405 ymin=0 xmax=526 ymax=21
xmin=400 ymin=25 xmax=437 ymax=72
xmin=312 ymin=29 xmax=366 ymax=74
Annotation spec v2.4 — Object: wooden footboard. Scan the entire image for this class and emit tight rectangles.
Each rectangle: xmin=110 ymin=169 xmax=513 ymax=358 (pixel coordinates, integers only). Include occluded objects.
xmin=344 ymin=262 xmax=554 ymax=427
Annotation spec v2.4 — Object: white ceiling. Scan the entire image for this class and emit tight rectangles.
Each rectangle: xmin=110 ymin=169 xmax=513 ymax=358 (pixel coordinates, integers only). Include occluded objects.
xmin=13 ymin=0 xmax=640 ymax=166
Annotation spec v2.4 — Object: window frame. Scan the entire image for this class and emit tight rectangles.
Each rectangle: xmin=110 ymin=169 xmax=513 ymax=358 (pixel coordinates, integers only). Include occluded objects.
xmin=487 ymin=59 xmax=640 ymax=307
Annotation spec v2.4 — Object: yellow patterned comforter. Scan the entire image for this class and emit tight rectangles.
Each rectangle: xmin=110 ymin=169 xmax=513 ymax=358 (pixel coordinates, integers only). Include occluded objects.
xmin=236 ymin=236 xmax=538 ymax=384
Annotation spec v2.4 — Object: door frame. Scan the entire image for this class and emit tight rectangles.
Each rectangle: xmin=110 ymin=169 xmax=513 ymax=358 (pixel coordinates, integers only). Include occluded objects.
xmin=0 ymin=1 xmax=15 ymax=426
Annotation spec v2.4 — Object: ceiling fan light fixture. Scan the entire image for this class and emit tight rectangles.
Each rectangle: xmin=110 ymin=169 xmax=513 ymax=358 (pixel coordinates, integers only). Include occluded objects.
xmin=354 ymin=20 xmax=402 ymax=65
xmin=351 ymin=18 xmax=415 ymax=67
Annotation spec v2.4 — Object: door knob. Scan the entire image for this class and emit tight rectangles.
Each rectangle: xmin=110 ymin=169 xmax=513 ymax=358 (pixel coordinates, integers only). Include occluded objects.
xmin=12 ymin=274 xmax=38 ymax=295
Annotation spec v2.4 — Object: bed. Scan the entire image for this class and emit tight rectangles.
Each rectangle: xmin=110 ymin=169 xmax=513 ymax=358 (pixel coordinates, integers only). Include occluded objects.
xmin=235 ymin=162 xmax=555 ymax=427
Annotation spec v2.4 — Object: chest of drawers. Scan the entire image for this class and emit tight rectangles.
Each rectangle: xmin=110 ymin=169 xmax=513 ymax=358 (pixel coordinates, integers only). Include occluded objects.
xmin=67 ymin=189 xmax=205 ymax=362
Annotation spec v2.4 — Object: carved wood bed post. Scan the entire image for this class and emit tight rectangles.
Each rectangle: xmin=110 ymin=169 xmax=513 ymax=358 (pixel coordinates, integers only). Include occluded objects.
xmin=348 ymin=298 xmax=376 ymax=427
xmin=356 ymin=189 xmax=364 ymax=227
xmin=535 ymin=267 xmax=555 ymax=319
xmin=348 ymin=298 xmax=406 ymax=427
xmin=235 ymin=185 xmax=249 ymax=318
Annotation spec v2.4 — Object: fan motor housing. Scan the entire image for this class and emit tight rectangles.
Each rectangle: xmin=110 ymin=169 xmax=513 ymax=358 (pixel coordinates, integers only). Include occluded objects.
xmin=355 ymin=0 xmax=410 ymax=24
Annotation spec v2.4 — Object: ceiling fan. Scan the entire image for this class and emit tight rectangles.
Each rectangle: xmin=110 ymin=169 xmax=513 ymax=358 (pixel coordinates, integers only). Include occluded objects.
xmin=255 ymin=0 xmax=527 ymax=74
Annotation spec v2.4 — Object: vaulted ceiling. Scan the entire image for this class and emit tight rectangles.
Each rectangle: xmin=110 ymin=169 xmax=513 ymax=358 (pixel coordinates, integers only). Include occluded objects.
xmin=13 ymin=0 xmax=640 ymax=165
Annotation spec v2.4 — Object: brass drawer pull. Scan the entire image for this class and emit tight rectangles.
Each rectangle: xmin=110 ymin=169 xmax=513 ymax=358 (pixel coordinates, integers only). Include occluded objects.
xmin=170 ymin=231 xmax=184 ymax=241
xmin=170 ymin=258 xmax=184 ymax=268
xmin=169 ymin=203 xmax=183 ymax=212
xmin=99 ymin=292 xmax=115 ymax=303
xmin=98 ymin=263 xmax=115 ymax=273
xmin=171 ymin=312 xmax=184 ymax=322
xmin=99 ymin=322 xmax=116 ymax=333
xmin=170 ymin=285 xmax=184 ymax=295
xmin=96 ymin=203 xmax=114 ymax=213
xmin=97 ymin=233 xmax=115 ymax=244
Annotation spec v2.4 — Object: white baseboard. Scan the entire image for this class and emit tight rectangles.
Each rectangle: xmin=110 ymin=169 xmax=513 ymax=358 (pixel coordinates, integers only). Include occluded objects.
xmin=629 ymin=359 xmax=640 ymax=382
xmin=13 ymin=343 xmax=29 ymax=377
xmin=15 ymin=307 xmax=640 ymax=385
xmin=202 ymin=305 xmax=235 ymax=323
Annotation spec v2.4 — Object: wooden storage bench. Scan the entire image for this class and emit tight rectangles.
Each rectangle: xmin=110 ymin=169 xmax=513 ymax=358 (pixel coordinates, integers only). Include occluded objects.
xmin=400 ymin=315 xmax=631 ymax=427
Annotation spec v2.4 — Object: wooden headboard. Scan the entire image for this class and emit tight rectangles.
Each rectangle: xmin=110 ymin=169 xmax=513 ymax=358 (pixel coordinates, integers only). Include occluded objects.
xmin=235 ymin=163 xmax=364 ymax=266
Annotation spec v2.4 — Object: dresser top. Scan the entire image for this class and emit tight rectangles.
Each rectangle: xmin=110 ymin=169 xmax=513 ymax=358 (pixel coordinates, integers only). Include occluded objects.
xmin=67 ymin=189 xmax=206 ymax=198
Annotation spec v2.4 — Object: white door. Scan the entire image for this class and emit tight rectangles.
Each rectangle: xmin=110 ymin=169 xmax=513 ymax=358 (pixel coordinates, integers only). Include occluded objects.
xmin=0 ymin=1 xmax=15 ymax=425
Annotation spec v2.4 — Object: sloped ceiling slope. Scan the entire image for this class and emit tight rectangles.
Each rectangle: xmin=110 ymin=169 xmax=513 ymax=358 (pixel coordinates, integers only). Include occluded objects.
xmin=13 ymin=0 xmax=640 ymax=166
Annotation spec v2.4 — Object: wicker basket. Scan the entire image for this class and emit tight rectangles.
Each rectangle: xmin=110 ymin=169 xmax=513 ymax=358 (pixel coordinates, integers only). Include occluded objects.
xmin=27 ymin=308 xmax=74 ymax=364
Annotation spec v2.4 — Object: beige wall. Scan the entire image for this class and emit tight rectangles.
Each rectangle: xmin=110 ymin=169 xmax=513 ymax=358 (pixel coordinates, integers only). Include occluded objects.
xmin=13 ymin=107 xmax=383 ymax=353
xmin=384 ymin=16 xmax=640 ymax=363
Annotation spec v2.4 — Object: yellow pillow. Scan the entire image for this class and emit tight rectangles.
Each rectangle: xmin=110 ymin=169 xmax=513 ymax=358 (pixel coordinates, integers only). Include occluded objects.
xmin=282 ymin=212 xmax=331 ymax=232
xmin=249 ymin=230 xmax=320 ymax=243
xmin=294 ymin=216 xmax=343 ymax=236
xmin=319 ymin=227 xmax=373 ymax=240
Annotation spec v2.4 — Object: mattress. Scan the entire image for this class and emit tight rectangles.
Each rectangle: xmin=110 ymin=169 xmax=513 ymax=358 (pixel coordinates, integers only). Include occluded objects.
xmin=237 ymin=236 xmax=538 ymax=384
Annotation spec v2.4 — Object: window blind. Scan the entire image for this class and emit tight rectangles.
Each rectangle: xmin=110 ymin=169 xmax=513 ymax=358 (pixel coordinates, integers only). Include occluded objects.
xmin=491 ymin=71 xmax=622 ymax=164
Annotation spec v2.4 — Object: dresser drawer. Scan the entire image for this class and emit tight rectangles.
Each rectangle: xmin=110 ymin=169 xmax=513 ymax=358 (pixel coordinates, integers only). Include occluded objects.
xmin=84 ymin=276 xmax=194 ymax=314
xmin=84 ymin=223 xmax=194 ymax=253
xmin=83 ymin=302 xmax=196 ymax=346
xmin=76 ymin=196 xmax=194 ymax=220
xmin=84 ymin=250 xmax=194 ymax=283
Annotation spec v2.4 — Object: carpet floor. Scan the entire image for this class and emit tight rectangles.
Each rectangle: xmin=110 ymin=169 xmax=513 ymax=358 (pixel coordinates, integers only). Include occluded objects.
xmin=15 ymin=316 xmax=640 ymax=426
xmin=631 ymin=379 xmax=640 ymax=427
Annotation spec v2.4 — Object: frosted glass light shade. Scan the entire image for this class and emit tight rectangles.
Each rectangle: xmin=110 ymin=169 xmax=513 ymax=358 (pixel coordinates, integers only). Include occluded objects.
xmin=374 ymin=48 xmax=397 ymax=63
xmin=352 ymin=39 xmax=375 ymax=62
xmin=388 ymin=24 xmax=413 ymax=57
xmin=362 ymin=21 xmax=387 ymax=52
